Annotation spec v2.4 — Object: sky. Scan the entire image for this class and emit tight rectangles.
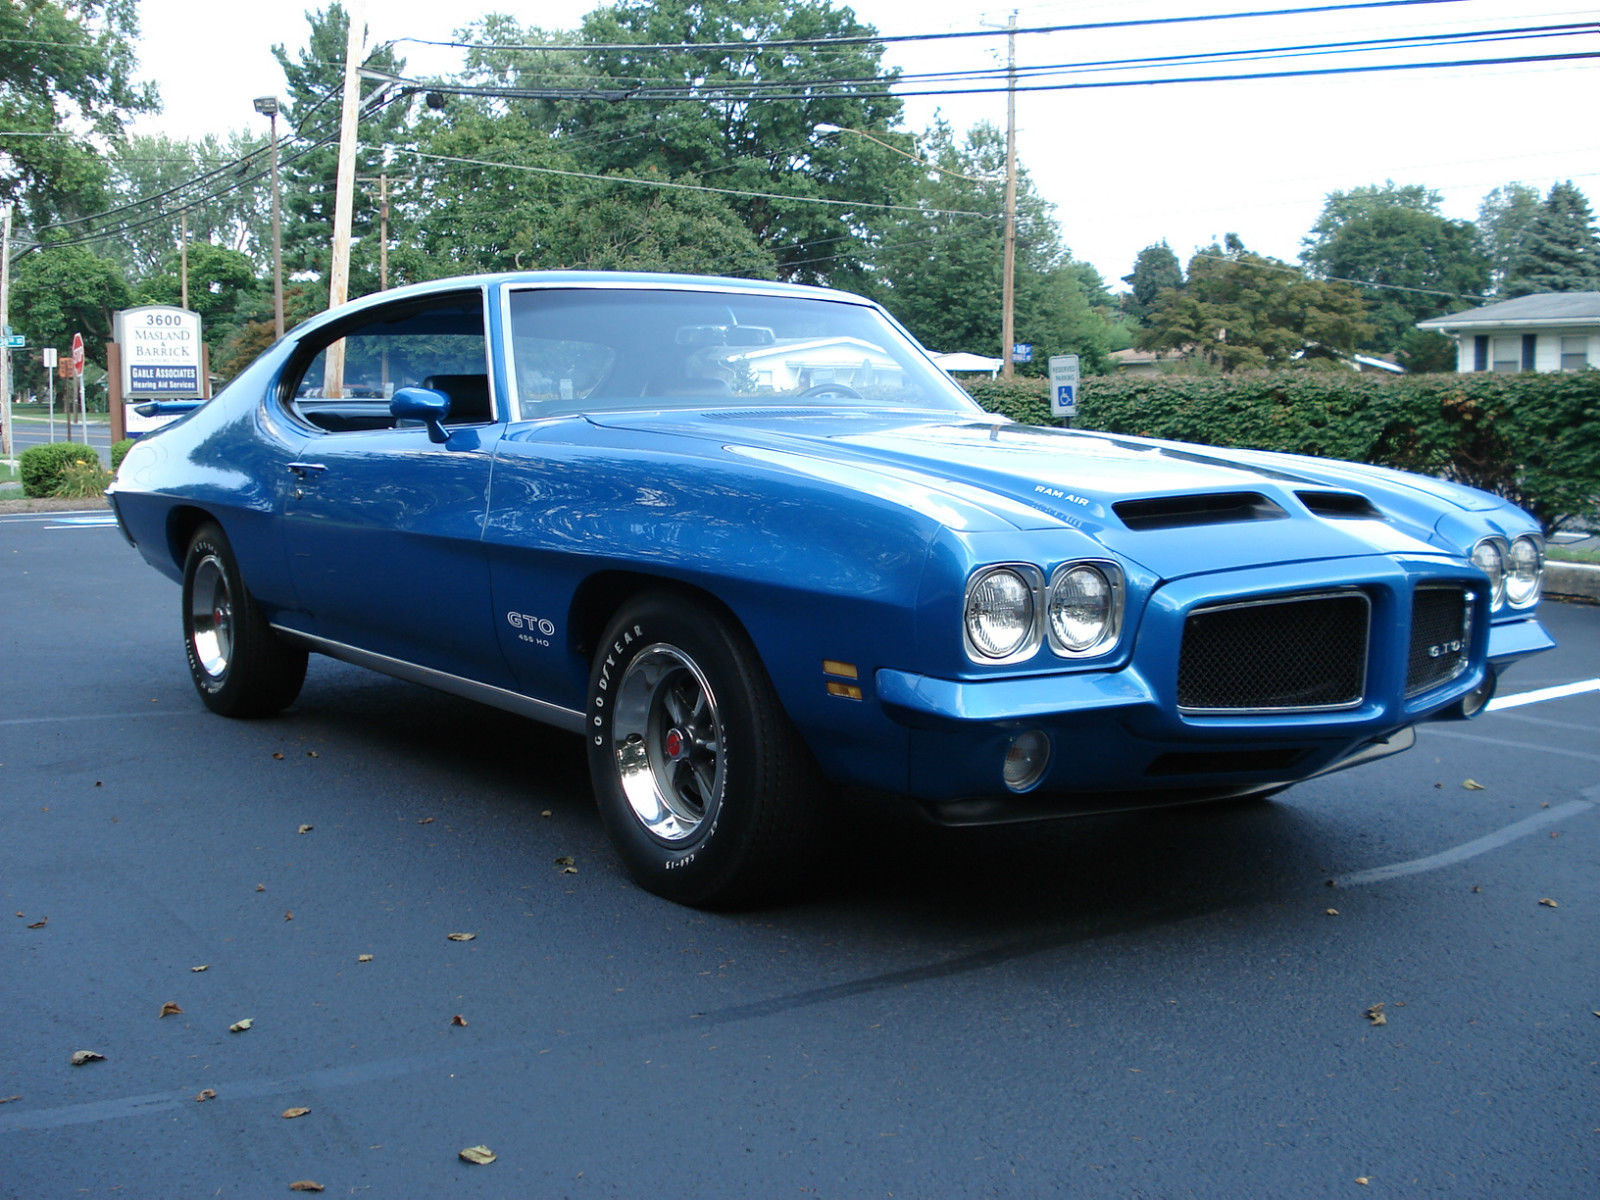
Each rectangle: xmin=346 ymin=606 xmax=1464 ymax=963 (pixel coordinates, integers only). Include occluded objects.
xmin=126 ymin=0 xmax=1600 ymax=291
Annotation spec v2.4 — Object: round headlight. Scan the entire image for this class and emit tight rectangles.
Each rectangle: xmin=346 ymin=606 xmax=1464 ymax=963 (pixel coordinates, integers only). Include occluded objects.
xmin=965 ymin=568 xmax=1035 ymax=660
xmin=1048 ymin=563 xmax=1118 ymax=653
xmin=1471 ymin=539 xmax=1506 ymax=608
xmin=1506 ymin=535 xmax=1543 ymax=607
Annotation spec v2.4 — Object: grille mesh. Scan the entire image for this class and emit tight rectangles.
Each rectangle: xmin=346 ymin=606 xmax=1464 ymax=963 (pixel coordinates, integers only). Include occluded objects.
xmin=1178 ymin=592 xmax=1369 ymax=712
xmin=1406 ymin=586 xmax=1471 ymax=697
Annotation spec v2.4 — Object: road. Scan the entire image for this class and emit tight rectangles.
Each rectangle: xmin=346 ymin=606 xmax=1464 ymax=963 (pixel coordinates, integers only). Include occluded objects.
xmin=1 ymin=510 xmax=1596 ymax=1199
xmin=3 ymin=415 xmax=113 ymax=464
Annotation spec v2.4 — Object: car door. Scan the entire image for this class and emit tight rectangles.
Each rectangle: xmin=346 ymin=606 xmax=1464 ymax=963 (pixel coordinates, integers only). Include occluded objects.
xmin=278 ymin=289 xmax=512 ymax=687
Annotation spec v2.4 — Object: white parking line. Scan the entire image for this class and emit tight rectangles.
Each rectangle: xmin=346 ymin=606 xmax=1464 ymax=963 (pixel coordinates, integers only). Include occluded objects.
xmin=1330 ymin=795 xmax=1598 ymax=888
xmin=1487 ymin=678 xmax=1600 ymax=711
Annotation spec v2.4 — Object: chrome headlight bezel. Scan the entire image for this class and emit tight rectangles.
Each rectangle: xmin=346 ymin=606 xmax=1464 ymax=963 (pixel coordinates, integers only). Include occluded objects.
xmin=963 ymin=565 xmax=1043 ymax=663
xmin=1046 ymin=561 xmax=1125 ymax=656
xmin=1471 ymin=537 xmax=1507 ymax=610
xmin=1505 ymin=534 xmax=1544 ymax=609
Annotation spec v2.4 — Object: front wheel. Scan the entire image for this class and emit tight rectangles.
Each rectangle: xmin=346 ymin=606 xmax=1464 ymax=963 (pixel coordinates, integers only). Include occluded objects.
xmin=181 ymin=522 xmax=307 ymax=717
xmin=587 ymin=594 xmax=821 ymax=907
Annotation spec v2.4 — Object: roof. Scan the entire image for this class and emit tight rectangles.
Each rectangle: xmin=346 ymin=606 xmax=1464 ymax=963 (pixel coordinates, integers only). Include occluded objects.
xmin=931 ymin=352 xmax=1002 ymax=372
xmin=1417 ymin=291 xmax=1600 ymax=332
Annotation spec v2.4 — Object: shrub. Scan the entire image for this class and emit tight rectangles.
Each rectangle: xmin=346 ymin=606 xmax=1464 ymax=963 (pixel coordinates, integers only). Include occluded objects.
xmin=19 ymin=442 xmax=102 ymax=498
xmin=110 ymin=438 xmax=134 ymax=473
xmin=964 ymin=370 xmax=1600 ymax=535
xmin=54 ymin=458 xmax=113 ymax=499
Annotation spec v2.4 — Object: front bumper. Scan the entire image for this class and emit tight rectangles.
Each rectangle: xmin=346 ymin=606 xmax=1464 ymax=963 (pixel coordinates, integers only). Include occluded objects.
xmin=872 ymin=558 xmax=1553 ymax=822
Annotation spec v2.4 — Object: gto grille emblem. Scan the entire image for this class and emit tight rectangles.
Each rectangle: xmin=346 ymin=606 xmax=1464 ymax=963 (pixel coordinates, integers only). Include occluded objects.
xmin=1427 ymin=639 xmax=1463 ymax=658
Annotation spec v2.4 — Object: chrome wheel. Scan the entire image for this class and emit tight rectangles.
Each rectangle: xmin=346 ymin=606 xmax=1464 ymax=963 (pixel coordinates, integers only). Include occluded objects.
xmin=610 ymin=643 xmax=725 ymax=843
xmin=188 ymin=553 xmax=234 ymax=680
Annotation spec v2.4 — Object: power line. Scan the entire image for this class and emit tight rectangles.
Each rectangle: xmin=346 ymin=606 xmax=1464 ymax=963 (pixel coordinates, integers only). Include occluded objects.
xmin=388 ymin=0 xmax=1468 ymax=56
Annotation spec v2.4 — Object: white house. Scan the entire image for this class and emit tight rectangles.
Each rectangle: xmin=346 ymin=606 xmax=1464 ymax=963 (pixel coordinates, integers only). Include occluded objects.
xmin=1415 ymin=292 xmax=1600 ymax=373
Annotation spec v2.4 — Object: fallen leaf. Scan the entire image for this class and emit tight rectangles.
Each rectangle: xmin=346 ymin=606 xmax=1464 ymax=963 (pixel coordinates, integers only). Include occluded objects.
xmin=191 ymin=964 xmax=210 ymax=972
xmin=1364 ymin=1004 xmax=1387 ymax=1026
xmin=458 ymin=1145 xmax=497 ymax=1165
xmin=540 ymin=810 xmax=552 ymax=819
xmin=159 ymin=1002 xmax=183 ymax=1018
xmin=297 ymin=825 xmax=314 ymax=835
xmin=561 ymin=866 xmax=578 ymax=875
xmin=1462 ymin=779 xmax=1485 ymax=790
xmin=306 ymin=751 xmax=319 ymax=758
xmin=417 ymin=817 xmax=435 ymax=825
xmin=229 ymin=1018 xmax=253 ymax=1033
xmin=282 ymin=1107 xmax=311 ymax=1119
xmin=288 ymin=1182 xmax=325 ymax=1193
xmin=357 ymin=954 xmax=374 ymax=963
xmin=447 ymin=932 xmax=475 ymax=942
xmin=451 ymin=1014 xmax=468 ymax=1027
xmin=70 ymin=1050 xmax=105 ymax=1066
xmin=1356 ymin=1178 xmax=1369 ymax=1186
xmin=272 ymin=752 xmax=284 ymax=760
xmin=554 ymin=855 xmax=575 ymax=867
xmin=26 ymin=918 xmax=46 ymax=929
xmin=194 ymin=1089 xmax=217 ymax=1102
xmin=1325 ymin=909 xmax=1339 ymax=916
xmin=1540 ymin=898 xmax=1559 ymax=908
xmin=284 ymin=911 xmax=293 ymax=921
xmin=0 ymin=1095 xmax=21 ymax=1104
xmin=256 ymin=884 xmax=266 ymax=893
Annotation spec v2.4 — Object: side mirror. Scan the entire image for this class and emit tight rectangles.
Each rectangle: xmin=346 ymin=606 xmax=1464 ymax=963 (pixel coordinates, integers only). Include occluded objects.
xmin=390 ymin=386 xmax=451 ymax=443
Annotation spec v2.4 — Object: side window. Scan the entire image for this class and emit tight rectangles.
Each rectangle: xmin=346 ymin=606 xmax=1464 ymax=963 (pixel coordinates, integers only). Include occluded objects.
xmin=288 ymin=291 xmax=492 ymax=433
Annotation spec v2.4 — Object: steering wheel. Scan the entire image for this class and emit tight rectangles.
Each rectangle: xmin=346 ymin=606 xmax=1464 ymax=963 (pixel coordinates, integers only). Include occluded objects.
xmin=796 ymin=383 xmax=862 ymax=400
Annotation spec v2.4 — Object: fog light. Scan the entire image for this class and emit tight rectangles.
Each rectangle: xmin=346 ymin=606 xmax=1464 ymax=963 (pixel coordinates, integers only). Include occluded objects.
xmin=1003 ymin=730 xmax=1051 ymax=792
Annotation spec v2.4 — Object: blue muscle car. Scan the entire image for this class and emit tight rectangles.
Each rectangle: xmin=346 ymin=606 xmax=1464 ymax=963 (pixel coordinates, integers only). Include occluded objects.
xmin=109 ymin=272 xmax=1554 ymax=906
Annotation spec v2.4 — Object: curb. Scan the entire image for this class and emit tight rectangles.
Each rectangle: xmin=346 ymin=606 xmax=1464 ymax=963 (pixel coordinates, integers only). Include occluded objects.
xmin=1546 ymin=560 xmax=1600 ymax=603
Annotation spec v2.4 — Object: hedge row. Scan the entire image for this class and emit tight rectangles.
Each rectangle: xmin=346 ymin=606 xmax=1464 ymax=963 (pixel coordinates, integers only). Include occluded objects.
xmin=965 ymin=371 xmax=1600 ymax=534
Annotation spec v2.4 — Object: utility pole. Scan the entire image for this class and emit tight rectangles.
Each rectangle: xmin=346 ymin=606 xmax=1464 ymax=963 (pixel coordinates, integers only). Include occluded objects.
xmin=1 ymin=206 xmax=13 ymax=460
xmin=378 ymin=172 xmax=388 ymax=291
xmin=179 ymin=210 xmax=189 ymax=310
xmin=323 ymin=0 xmax=366 ymax=399
xmin=1000 ymin=10 xmax=1018 ymax=380
xmin=254 ymin=95 xmax=285 ymax=340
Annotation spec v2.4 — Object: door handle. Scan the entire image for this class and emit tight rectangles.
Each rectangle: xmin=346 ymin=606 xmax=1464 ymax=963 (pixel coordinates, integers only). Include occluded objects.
xmin=286 ymin=462 xmax=327 ymax=477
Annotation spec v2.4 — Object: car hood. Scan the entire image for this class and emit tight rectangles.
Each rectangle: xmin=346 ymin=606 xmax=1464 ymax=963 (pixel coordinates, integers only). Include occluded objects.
xmin=583 ymin=409 xmax=1469 ymax=577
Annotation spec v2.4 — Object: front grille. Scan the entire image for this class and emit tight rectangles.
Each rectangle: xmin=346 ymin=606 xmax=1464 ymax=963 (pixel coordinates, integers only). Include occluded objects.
xmin=1406 ymin=585 xmax=1472 ymax=697
xmin=1178 ymin=591 xmax=1370 ymax=713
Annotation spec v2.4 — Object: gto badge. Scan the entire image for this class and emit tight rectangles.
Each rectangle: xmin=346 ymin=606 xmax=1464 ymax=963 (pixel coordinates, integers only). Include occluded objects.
xmin=1427 ymin=639 xmax=1463 ymax=659
xmin=507 ymin=611 xmax=556 ymax=646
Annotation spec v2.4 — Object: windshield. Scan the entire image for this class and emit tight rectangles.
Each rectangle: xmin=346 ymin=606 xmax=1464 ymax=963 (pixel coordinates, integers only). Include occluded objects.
xmin=505 ymin=287 xmax=981 ymax=418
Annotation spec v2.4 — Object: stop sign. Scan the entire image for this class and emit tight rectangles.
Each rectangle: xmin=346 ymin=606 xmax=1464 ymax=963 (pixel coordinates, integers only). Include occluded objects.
xmin=71 ymin=332 xmax=84 ymax=374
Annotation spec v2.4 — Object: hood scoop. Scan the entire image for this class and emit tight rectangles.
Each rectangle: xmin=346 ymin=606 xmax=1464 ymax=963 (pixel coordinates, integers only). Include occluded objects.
xmin=1113 ymin=491 xmax=1287 ymax=531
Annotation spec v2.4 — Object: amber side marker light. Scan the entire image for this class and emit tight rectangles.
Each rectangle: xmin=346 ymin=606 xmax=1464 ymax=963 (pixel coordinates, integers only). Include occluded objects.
xmin=823 ymin=660 xmax=862 ymax=700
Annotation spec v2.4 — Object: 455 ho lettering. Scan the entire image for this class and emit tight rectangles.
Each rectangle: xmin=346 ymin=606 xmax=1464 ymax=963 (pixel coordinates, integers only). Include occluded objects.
xmin=506 ymin=611 xmax=555 ymax=647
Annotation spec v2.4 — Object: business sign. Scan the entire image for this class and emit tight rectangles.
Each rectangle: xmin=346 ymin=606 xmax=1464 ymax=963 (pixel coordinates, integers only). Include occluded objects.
xmin=112 ymin=306 xmax=203 ymax=397
xmin=1048 ymin=353 xmax=1080 ymax=419
xmin=1012 ymin=342 xmax=1033 ymax=363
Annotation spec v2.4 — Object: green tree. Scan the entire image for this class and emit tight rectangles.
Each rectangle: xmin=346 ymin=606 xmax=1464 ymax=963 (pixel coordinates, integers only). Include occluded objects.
xmin=1301 ymin=182 xmax=1488 ymax=356
xmin=0 ymin=0 xmax=156 ymax=222
xmin=1121 ymin=241 xmax=1183 ymax=326
xmin=1143 ymin=236 xmax=1374 ymax=372
xmin=105 ymin=132 xmax=270 ymax=280
xmin=871 ymin=121 xmax=1112 ymax=370
xmin=564 ymin=0 xmax=908 ymax=286
xmin=270 ymin=3 xmax=414 ymax=298
xmin=135 ymin=243 xmax=264 ymax=344
xmin=1477 ymin=182 xmax=1543 ymax=296
xmin=9 ymin=241 xmax=133 ymax=364
xmin=1502 ymin=181 xmax=1600 ymax=296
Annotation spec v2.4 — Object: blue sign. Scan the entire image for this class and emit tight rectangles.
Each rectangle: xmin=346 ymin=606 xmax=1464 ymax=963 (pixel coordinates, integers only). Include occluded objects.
xmin=1056 ymin=384 xmax=1074 ymax=407
xmin=1012 ymin=343 xmax=1033 ymax=363
xmin=130 ymin=364 xmax=200 ymax=392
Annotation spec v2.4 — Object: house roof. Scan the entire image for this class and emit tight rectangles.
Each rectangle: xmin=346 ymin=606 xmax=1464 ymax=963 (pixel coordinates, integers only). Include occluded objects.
xmin=1417 ymin=291 xmax=1600 ymax=332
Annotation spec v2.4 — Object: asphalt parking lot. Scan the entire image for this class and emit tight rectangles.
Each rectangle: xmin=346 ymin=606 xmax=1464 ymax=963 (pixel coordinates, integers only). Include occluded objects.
xmin=2 ymin=509 xmax=1596 ymax=1199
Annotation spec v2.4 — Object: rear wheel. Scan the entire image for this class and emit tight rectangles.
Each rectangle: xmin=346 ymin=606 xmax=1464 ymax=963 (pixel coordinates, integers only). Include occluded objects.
xmin=587 ymin=593 xmax=821 ymax=907
xmin=181 ymin=523 xmax=306 ymax=717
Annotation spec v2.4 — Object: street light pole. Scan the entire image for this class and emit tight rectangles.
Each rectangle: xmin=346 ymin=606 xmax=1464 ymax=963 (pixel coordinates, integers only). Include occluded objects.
xmin=253 ymin=96 xmax=285 ymax=341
